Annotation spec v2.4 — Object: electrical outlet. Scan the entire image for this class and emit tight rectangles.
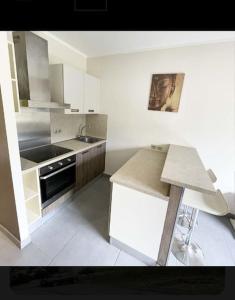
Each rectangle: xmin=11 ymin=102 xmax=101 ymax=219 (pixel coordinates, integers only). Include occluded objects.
xmin=54 ymin=129 xmax=62 ymax=134
xmin=151 ymin=144 xmax=163 ymax=151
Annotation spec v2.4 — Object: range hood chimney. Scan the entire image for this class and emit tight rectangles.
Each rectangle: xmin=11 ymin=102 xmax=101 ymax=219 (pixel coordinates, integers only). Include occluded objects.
xmin=13 ymin=31 xmax=70 ymax=110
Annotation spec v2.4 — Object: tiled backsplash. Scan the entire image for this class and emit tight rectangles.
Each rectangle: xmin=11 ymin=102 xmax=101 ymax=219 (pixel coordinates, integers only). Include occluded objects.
xmin=50 ymin=112 xmax=85 ymax=143
xmin=86 ymin=114 xmax=108 ymax=139
xmin=50 ymin=112 xmax=108 ymax=144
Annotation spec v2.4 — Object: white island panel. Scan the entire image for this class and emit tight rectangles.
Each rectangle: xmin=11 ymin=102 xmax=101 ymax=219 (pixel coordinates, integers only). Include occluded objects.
xmin=109 ymin=183 xmax=168 ymax=261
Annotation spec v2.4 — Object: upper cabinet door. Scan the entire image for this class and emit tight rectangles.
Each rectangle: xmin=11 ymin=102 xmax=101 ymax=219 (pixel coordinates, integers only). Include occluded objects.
xmin=50 ymin=64 xmax=100 ymax=115
xmin=63 ymin=64 xmax=84 ymax=113
xmin=84 ymin=74 xmax=100 ymax=114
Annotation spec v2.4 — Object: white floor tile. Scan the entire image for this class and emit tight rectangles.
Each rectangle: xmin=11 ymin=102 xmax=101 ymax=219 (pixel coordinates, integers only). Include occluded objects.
xmin=0 ymin=232 xmax=50 ymax=266
xmin=31 ymin=209 xmax=81 ymax=260
xmin=1 ymin=176 xmax=235 ymax=266
xmin=114 ymin=251 xmax=147 ymax=266
xmin=49 ymin=221 xmax=119 ymax=266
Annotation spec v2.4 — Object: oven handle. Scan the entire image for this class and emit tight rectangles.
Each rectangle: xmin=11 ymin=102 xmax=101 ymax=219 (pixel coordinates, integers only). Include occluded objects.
xmin=40 ymin=163 xmax=76 ymax=180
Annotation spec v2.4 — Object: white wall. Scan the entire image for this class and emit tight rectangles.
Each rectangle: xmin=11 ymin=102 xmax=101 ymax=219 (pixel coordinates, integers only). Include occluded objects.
xmin=87 ymin=42 xmax=235 ymax=213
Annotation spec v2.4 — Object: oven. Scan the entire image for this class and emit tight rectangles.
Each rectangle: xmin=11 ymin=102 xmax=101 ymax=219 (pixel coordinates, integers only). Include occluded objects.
xmin=39 ymin=155 xmax=76 ymax=209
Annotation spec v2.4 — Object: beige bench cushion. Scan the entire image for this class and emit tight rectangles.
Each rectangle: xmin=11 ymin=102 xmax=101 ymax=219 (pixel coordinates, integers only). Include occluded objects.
xmin=182 ymin=189 xmax=228 ymax=216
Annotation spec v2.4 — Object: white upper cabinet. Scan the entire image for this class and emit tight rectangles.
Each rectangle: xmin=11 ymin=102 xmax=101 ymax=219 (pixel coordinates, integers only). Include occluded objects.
xmin=63 ymin=64 xmax=84 ymax=112
xmin=84 ymin=74 xmax=100 ymax=114
xmin=50 ymin=64 xmax=100 ymax=114
xmin=49 ymin=64 xmax=84 ymax=114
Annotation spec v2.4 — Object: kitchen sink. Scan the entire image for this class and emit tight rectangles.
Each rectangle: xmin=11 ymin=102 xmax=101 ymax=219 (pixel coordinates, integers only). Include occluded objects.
xmin=75 ymin=136 xmax=104 ymax=143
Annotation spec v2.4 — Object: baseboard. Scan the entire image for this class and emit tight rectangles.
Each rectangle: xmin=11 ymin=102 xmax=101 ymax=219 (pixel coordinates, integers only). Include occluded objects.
xmin=20 ymin=236 xmax=32 ymax=249
xmin=228 ymin=213 xmax=235 ymax=219
xmin=0 ymin=224 xmax=31 ymax=249
xmin=29 ymin=217 xmax=44 ymax=234
xmin=230 ymin=218 xmax=235 ymax=235
xmin=110 ymin=236 xmax=157 ymax=266
xmin=103 ymin=173 xmax=111 ymax=178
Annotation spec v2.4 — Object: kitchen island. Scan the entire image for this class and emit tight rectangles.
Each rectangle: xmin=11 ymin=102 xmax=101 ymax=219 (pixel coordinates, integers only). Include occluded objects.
xmin=109 ymin=144 xmax=216 ymax=266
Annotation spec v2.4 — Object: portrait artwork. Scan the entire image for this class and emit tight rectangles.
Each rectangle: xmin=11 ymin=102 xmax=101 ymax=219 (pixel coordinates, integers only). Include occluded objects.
xmin=148 ymin=73 xmax=185 ymax=112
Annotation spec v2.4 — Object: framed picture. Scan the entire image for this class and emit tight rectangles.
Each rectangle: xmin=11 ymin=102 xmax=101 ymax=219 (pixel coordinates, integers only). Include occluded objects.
xmin=148 ymin=73 xmax=185 ymax=112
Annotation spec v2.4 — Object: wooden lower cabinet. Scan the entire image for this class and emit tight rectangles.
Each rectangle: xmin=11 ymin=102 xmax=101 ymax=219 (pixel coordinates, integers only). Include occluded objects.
xmin=76 ymin=143 xmax=106 ymax=190
xmin=94 ymin=143 xmax=106 ymax=177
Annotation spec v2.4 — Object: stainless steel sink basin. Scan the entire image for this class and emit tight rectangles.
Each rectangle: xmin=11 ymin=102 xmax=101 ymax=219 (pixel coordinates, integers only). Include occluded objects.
xmin=75 ymin=136 xmax=103 ymax=143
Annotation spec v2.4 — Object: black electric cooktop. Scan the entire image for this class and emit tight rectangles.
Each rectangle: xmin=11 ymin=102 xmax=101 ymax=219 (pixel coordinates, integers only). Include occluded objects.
xmin=20 ymin=144 xmax=73 ymax=163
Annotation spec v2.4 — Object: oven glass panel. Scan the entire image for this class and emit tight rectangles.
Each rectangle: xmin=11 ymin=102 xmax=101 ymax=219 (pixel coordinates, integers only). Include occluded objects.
xmin=40 ymin=165 xmax=76 ymax=205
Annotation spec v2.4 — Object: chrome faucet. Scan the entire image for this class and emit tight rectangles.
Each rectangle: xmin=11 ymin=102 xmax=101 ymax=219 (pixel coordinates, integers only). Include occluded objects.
xmin=81 ymin=125 xmax=87 ymax=136
xmin=79 ymin=125 xmax=86 ymax=136
xmin=78 ymin=124 xmax=91 ymax=137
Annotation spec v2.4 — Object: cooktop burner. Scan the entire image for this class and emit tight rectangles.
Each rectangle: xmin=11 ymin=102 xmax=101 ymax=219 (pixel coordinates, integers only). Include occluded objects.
xmin=20 ymin=144 xmax=73 ymax=163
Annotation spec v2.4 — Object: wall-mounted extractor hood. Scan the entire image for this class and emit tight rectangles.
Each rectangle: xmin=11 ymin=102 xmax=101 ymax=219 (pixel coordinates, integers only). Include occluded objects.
xmin=13 ymin=31 xmax=70 ymax=110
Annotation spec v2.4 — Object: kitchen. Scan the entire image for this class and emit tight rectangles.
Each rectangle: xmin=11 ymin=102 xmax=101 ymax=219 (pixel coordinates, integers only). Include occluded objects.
xmin=0 ymin=31 xmax=234 ymax=266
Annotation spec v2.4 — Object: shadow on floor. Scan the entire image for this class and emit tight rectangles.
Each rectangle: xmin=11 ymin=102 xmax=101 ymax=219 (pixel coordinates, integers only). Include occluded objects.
xmin=69 ymin=176 xmax=111 ymax=242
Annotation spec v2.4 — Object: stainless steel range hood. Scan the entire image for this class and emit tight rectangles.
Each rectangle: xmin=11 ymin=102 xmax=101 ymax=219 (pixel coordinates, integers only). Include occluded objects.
xmin=13 ymin=31 xmax=70 ymax=110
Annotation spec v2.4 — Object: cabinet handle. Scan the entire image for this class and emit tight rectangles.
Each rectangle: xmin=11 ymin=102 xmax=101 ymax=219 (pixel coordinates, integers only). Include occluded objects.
xmin=88 ymin=109 xmax=94 ymax=112
xmin=97 ymin=145 xmax=102 ymax=148
xmin=71 ymin=109 xmax=79 ymax=112
xmin=40 ymin=163 xmax=76 ymax=180
xmin=82 ymin=150 xmax=89 ymax=154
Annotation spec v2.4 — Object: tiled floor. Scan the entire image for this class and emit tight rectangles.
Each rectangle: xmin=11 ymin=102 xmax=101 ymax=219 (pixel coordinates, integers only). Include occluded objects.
xmin=0 ymin=175 xmax=235 ymax=266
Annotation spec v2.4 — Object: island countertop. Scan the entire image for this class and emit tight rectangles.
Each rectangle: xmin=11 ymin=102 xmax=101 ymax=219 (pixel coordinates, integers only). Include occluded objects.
xmin=160 ymin=144 xmax=216 ymax=195
xmin=110 ymin=148 xmax=170 ymax=200
xmin=110 ymin=144 xmax=216 ymax=199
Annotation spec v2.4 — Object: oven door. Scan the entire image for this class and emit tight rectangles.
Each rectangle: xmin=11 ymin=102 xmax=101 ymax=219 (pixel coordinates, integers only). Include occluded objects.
xmin=40 ymin=163 xmax=76 ymax=209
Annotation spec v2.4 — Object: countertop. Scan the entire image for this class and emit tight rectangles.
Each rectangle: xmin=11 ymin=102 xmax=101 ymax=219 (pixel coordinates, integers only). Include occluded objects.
xmin=160 ymin=144 xmax=216 ymax=195
xmin=110 ymin=148 xmax=170 ymax=200
xmin=110 ymin=144 xmax=216 ymax=199
xmin=21 ymin=138 xmax=106 ymax=174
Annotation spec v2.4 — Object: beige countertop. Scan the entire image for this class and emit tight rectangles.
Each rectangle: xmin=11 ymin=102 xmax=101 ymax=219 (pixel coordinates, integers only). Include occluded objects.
xmin=161 ymin=144 xmax=216 ymax=195
xmin=21 ymin=139 xmax=106 ymax=174
xmin=110 ymin=144 xmax=216 ymax=199
xmin=110 ymin=149 xmax=170 ymax=200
